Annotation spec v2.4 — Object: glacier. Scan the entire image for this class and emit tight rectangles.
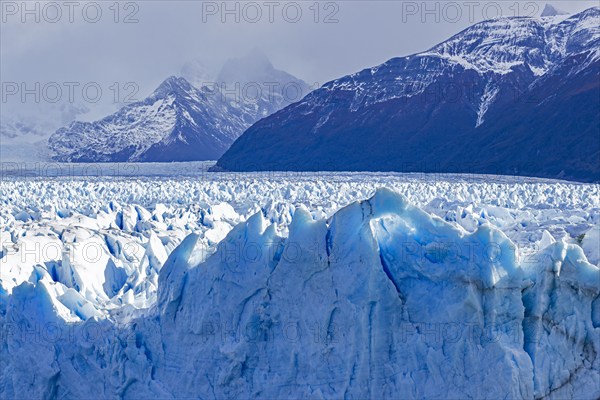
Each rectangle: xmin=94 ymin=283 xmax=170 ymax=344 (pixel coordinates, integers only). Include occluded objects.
xmin=1 ymin=172 xmax=599 ymax=399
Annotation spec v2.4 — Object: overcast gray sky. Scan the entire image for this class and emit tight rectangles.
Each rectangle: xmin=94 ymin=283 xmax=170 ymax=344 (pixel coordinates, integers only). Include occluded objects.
xmin=1 ymin=0 xmax=598 ymax=129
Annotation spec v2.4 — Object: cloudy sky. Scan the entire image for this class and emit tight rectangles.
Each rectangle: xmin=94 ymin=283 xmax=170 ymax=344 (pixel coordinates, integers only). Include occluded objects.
xmin=1 ymin=0 xmax=597 ymax=129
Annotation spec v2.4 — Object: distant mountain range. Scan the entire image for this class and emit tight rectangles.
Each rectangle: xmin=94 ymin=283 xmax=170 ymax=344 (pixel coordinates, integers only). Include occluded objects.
xmin=214 ymin=7 xmax=600 ymax=182
xmin=48 ymin=51 xmax=310 ymax=162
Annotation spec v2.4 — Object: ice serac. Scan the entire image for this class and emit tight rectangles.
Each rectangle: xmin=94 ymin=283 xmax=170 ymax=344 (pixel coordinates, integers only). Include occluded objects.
xmin=215 ymin=7 xmax=600 ymax=182
xmin=1 ymin=189 xmax=599 ymax=398
xmin=522 ymin=242 xmax=600 ymax=398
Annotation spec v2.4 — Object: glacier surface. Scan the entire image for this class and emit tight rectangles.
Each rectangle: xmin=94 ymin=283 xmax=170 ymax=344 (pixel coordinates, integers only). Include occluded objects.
xmin=1 ymin=170 xmax=599 ymax=399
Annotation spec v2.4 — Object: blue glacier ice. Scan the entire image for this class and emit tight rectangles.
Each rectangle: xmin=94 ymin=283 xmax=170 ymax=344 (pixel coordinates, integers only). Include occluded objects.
xmin=1 ymin=188 xmax=598 ymax=399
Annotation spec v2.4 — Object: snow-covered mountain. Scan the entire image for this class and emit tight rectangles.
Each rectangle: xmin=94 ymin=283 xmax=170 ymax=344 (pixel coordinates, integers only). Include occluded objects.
xmin=48 ymin=53 xmax=310 ymax=162
xmin=217 ymin=49 xmax=311 ymax=120
xmin=540 ymin=3 xmax=568 ymax=17
xmin=0 ymin=121 xmax=50 ymax=162
xmin=215 ymin=7 xmax=600 ymax=182
xmin=1 ymin=102 xmax=91 ymax=162
xmin=179 ymin=59 xmax=216 ymax=90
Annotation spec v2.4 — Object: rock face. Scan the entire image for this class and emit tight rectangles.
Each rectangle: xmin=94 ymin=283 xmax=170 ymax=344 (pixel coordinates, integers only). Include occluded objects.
xmin=214 ymin=8 xmax=600 ymax=182
xmin=48 ymin=52 xmax=310 ymax=162
xmin=1 ymin=189 xmax=599 ymax=399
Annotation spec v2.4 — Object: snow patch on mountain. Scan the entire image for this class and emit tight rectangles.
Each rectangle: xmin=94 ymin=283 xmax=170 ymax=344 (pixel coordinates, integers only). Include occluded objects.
xmin=476 ymin=82 xmax=500 ymax=127
xmin=430 ymin=8 xmax=597 ymax=76
xmin=320 ymin=7 xmax=599 ymax=113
